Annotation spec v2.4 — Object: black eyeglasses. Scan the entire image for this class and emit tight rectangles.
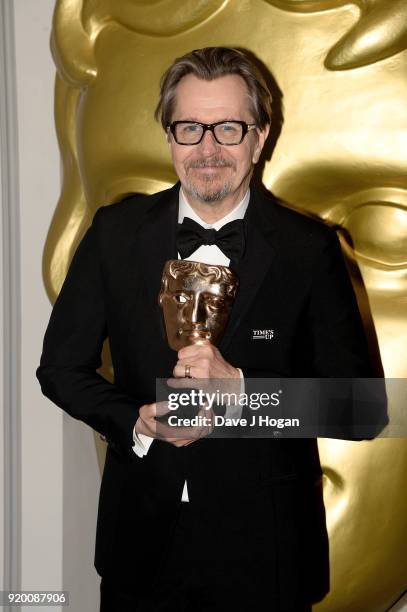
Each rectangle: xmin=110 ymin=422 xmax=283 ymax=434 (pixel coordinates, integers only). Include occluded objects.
xmin=168 ymin=120 xmax=257 ymax=145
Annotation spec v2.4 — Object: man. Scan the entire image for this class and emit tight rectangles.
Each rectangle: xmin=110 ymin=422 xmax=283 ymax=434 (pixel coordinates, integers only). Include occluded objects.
xmin=37 ymin=47 xmax=382 ymax=611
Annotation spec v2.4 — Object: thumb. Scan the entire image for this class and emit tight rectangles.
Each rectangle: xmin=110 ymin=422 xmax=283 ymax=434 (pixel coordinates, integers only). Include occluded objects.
xmin=153 ymin=401 xmax=172 ymax=418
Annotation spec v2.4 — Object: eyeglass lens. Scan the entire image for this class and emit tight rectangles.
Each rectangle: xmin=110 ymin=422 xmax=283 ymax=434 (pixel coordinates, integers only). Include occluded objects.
xmin=175 ymin=122 xmax=243 ymax=144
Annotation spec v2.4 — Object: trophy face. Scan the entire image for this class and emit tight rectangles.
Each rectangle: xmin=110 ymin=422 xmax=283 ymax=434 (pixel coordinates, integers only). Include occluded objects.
xmin=159 ymin=260 xmax=238 ymax=350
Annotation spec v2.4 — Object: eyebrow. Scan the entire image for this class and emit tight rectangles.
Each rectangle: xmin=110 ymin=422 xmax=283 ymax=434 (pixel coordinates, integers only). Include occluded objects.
xmin=175 ymin=117 xmax=242 ymax=123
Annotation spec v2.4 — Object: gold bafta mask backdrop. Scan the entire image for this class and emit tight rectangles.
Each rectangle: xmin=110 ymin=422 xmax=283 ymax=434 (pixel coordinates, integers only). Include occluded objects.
xmin=47 ymin=1 xmax=407 ymax=610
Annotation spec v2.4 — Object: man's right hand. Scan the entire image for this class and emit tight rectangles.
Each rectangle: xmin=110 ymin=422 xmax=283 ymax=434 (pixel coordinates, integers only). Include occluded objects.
xmin=135 ymin=401 xmax=214 ymax=448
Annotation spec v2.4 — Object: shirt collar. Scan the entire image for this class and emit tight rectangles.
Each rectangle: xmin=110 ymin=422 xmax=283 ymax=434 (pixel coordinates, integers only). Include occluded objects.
xmin=178 ymin=186 xmax=250 ymax=229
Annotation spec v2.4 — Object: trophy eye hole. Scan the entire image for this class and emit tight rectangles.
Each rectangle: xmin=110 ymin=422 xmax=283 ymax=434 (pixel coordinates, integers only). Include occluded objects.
xmin=205 ymin=294 xmax=225 ymax=310
xmin=173 ymin=292 xmax=189 ymax=305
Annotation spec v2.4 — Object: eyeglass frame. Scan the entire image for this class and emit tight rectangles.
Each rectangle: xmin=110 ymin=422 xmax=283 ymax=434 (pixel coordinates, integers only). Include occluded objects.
xmin=167 ymin=120 xmax=258 ymax=146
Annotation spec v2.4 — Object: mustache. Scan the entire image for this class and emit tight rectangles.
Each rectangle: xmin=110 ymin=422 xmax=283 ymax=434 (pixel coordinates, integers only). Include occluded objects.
xmin=186 ymin=156 xmax=236 ymax=170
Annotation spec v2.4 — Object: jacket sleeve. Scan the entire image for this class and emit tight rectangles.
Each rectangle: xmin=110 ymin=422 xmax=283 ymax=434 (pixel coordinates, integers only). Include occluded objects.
xmin=36 ymin=206 xmax=141 ymax=462
xmin=307 ymin=229 xmax=372 ymax=377
xmin=241 ymin=228 xmax=388 ymax=439
xmin=306 ymin=229 xmax=388 ymax=438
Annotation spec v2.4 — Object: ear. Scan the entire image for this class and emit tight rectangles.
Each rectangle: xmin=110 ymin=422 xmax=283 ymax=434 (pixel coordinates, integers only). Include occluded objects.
xmin=252 ymin=124 xmax=270 ymax=164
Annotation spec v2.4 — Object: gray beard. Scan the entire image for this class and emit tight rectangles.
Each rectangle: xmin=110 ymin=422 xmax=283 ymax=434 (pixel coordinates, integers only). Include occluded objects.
xmin=185 ymin=178 xmax=233 ymax=203
xmin=184 ymin=157 xmax=235 ymax=203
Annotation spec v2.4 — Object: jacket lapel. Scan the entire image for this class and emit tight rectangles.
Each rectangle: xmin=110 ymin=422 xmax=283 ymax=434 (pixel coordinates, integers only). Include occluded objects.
xmin=134 ymin=183 xmax=179 ymax=347
xmin=219 ymin=187 xmax=278 ymax=353
xmin=134 ymin=182 xmax=279 ymax=355
xmin=137 ymin=182 xmax=179 ymax=270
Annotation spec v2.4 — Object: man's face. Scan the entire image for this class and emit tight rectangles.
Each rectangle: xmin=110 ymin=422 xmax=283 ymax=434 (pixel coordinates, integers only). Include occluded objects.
xmin=159 ymin=262 xmax=238 ymax=350
xmin=167 ymin=74 xmax=269 ymax=204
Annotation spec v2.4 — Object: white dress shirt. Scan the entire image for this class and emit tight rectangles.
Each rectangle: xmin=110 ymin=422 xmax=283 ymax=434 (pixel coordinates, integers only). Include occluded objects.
xmin=132 ymin=186 xmax=249 ymax=501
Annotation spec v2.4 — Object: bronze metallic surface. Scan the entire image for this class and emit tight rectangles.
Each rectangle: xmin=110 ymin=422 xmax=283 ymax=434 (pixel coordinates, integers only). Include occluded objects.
xmin=159 ymin=260 xmax=239 ymax=350
xmin=47 ymin=1 xmax=407 ymax=610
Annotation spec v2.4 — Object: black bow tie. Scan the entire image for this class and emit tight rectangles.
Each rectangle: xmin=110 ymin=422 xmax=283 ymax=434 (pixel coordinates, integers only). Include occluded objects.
xmin=177 ymin=217 xmax=246 ymax=262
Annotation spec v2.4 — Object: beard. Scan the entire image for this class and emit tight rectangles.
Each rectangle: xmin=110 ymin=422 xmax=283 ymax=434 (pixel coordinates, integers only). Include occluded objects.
xmin=184 ymin=156 xmax=236 ymax=203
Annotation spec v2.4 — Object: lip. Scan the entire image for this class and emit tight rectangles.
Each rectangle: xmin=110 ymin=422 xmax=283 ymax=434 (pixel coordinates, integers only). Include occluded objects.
xmin=180 ymin=325 xmax=208 ymax=333
xmin=178 ymin=325 xmax=209 ymax=335
xmin=192 ymin=166 xmax=228 ymax=173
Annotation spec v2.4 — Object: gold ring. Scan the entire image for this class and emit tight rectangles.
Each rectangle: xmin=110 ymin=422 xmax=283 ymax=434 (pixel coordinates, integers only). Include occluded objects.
xmin=185 ymin=364 xmax=192 ymax=378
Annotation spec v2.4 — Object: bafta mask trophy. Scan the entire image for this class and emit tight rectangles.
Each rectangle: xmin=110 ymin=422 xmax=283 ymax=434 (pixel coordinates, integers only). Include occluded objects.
xmin=158 ymin=260 xmax=239 ymax=351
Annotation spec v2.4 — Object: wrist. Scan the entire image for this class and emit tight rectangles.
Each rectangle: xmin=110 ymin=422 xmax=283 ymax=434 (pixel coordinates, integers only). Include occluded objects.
xmin=134 ymin=416 xmax=142 ymax=435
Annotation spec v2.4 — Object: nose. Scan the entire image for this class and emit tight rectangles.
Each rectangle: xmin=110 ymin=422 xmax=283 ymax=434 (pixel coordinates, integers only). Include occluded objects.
xmin=198 ymin=128 xmax=221 ymax=156
xmin=190 ymin=293 xmax=206 ymax=325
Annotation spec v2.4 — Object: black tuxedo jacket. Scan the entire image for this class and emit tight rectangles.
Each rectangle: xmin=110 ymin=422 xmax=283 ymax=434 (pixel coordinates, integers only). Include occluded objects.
xmin=37 ymin=183 xmax=387 ymax=607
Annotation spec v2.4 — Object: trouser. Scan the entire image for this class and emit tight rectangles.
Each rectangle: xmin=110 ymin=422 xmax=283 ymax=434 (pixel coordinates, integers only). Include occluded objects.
xmin=99 ymin=501 xmax=313 ymax=612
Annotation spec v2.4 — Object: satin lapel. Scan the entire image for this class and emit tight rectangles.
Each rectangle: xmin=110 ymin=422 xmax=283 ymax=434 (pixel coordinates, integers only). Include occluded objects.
xmin=218 ymin=187 xmax=278 ymax=353
xmin=135 ymin=183 xmax=179 ymax=334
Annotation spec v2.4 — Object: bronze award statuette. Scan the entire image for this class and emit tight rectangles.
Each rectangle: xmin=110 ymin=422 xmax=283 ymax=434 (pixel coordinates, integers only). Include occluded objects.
xmin=158 ymin=259 xmax=239 ymax=425
xmin=158 ymin=259 xmax=239 ymax=351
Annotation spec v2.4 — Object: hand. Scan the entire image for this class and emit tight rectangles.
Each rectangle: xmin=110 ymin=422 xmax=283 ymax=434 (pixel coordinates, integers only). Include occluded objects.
xmin=135 ymin=401 xmax=214 ymax=448
xmin=167 ymin=343 xmax=241 ymax=400
xmin=172 ymin=343 xmax=240 ymax=381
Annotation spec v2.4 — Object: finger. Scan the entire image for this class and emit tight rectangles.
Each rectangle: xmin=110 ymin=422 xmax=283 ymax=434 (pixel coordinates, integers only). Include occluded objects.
xmin=158 ymin=418 xmax=212 ymax=442
xmin=172 ymin=362 xmax=199 ymax=379
xmin=168 ymin=438 xmax=197 ymax=447
xmin=196 ymin=406 xmax=214 ymax=435
xmin=141 ymin=407 xmax=215 ymax=440
xmin=152 ymin=401 xmax=172 ymax=418
xmin=177 ymin=345 xmax=210 ymax=360
xmin=154 ymin=419 xmax=197 ymax=441
xmin=176 ymin=355 xmax=212 ymax=369
xmin=139 ymin=402 xmax=176 ymax=437
xmin=166 ymin=377 xmax=210 ymax=391
xmin=140 ymin=401 xmax=171 ymax=420
xmin=173 ymin=363 xmax=212 ymax=379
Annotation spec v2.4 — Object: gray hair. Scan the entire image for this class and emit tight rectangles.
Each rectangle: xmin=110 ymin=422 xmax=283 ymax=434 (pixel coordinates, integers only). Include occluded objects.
xmin=154 ymin=47 xmax=272 ymax=130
